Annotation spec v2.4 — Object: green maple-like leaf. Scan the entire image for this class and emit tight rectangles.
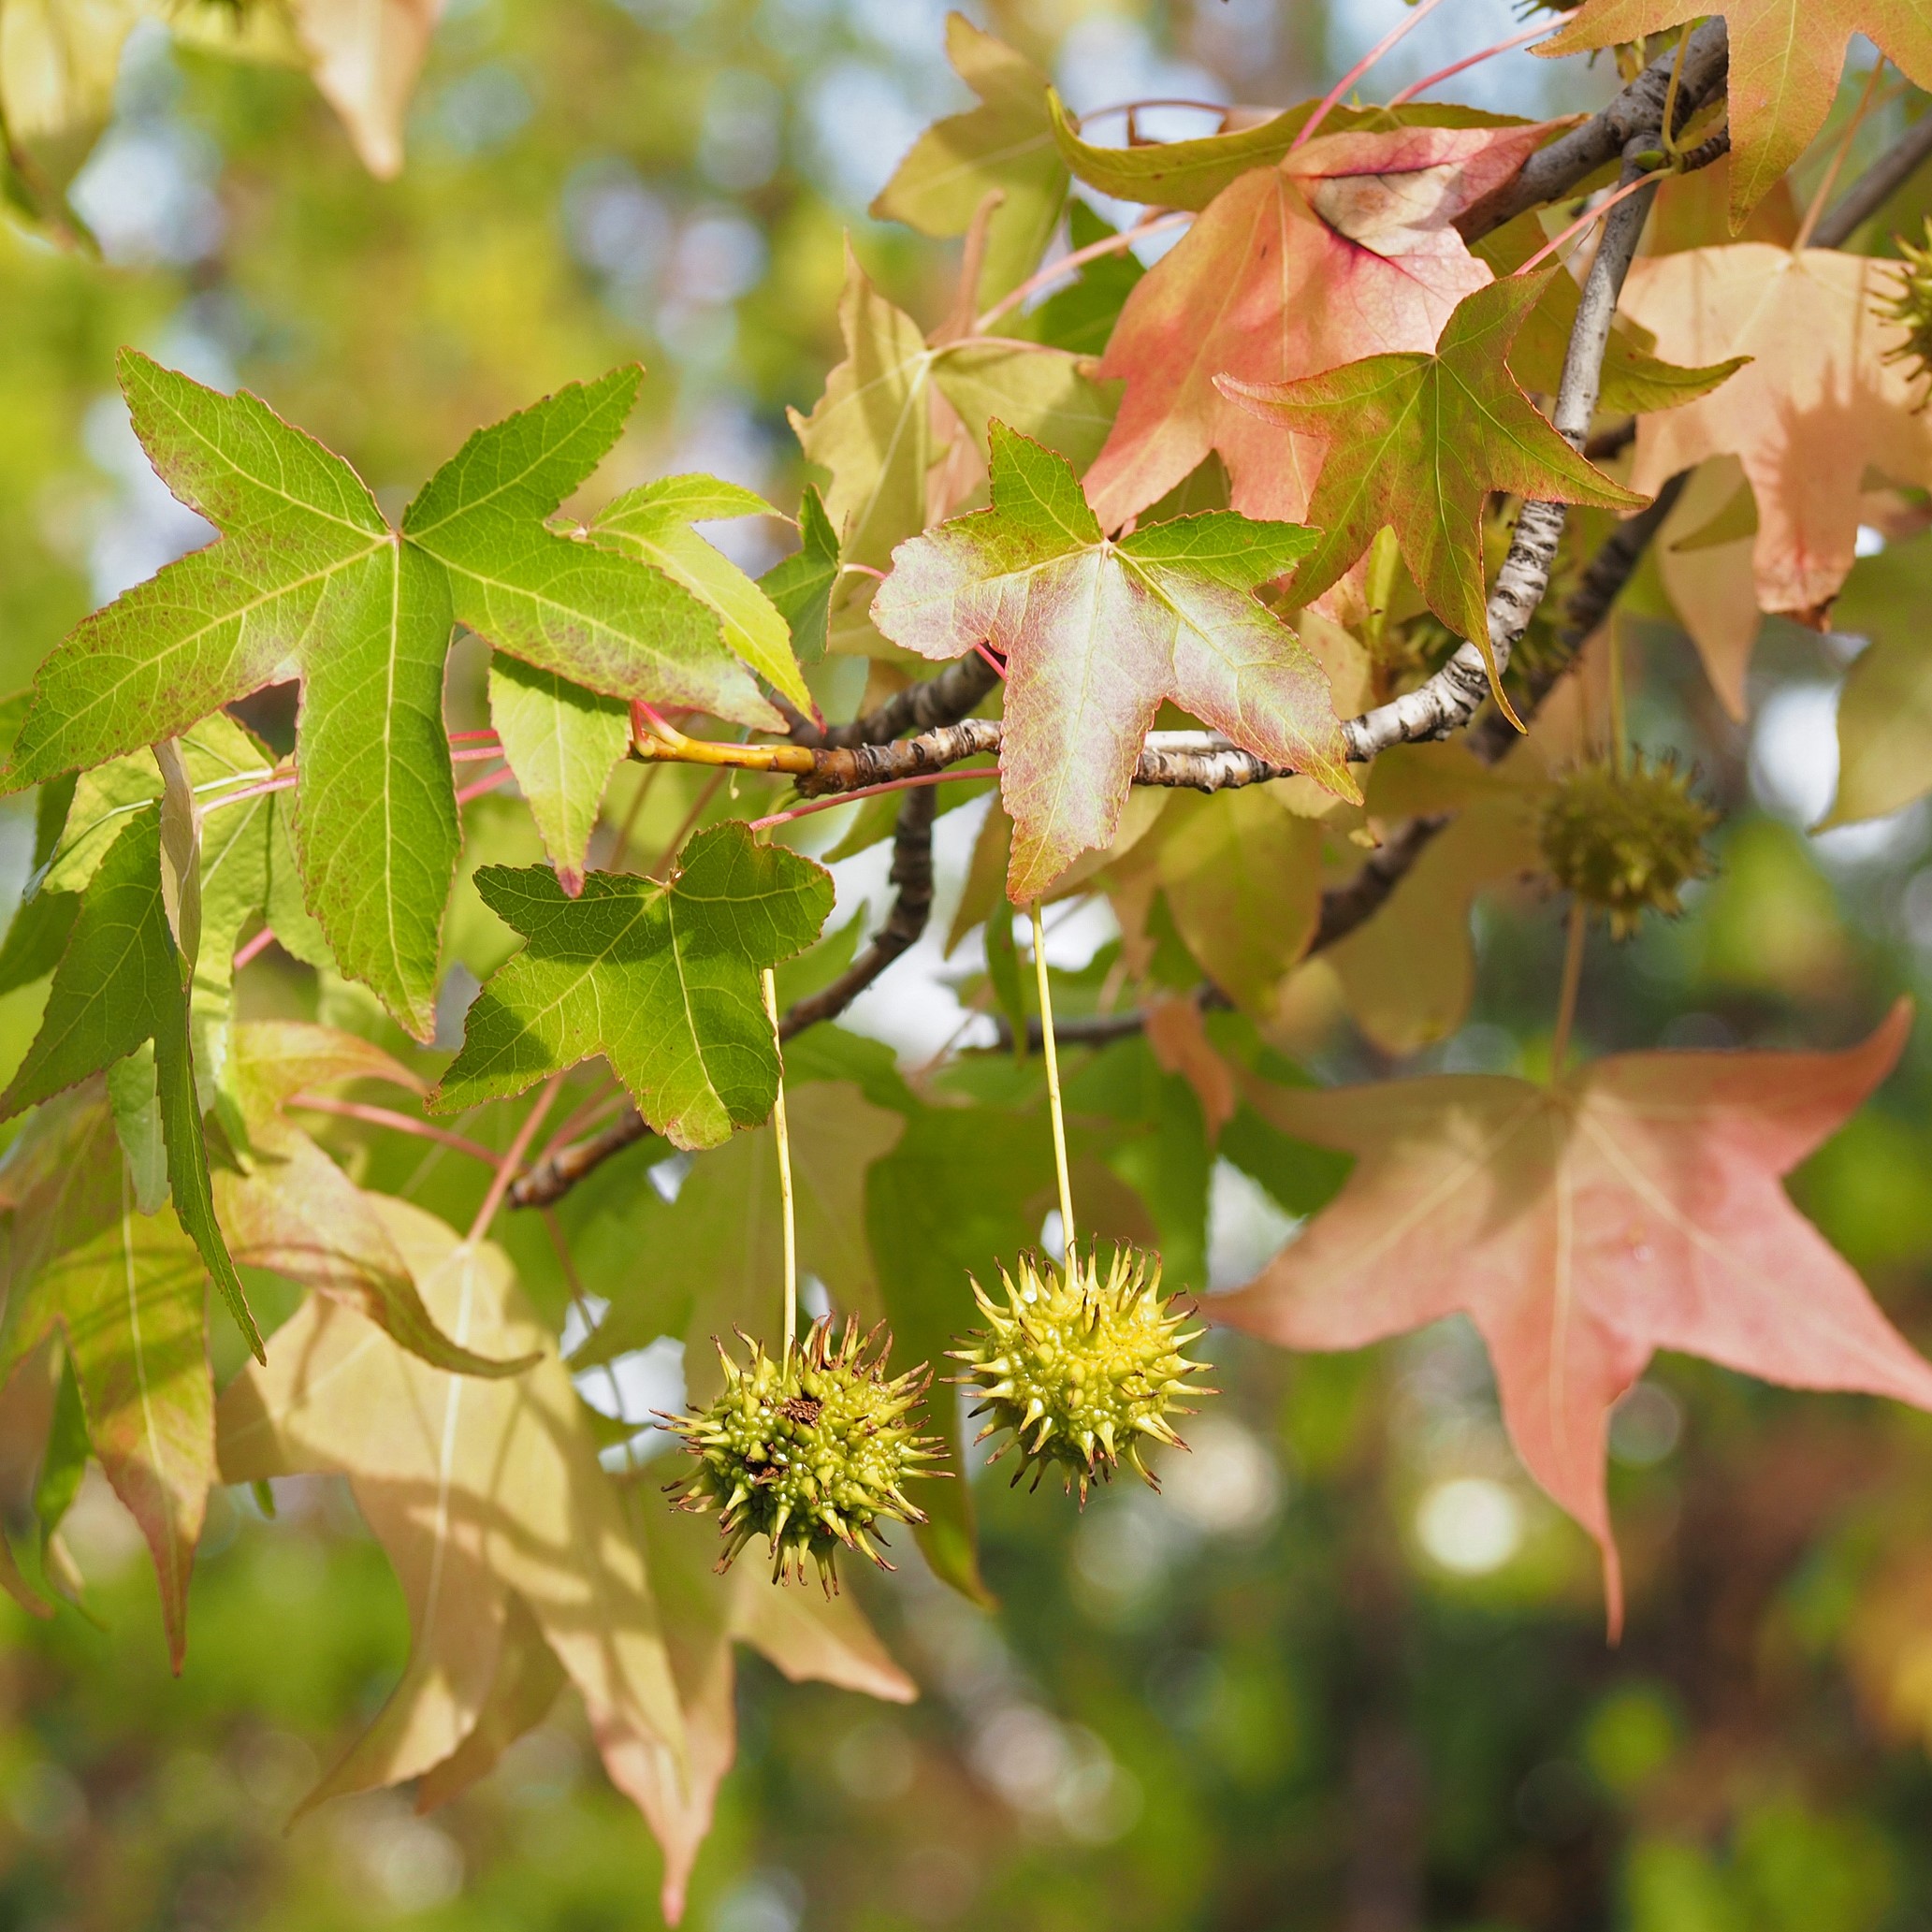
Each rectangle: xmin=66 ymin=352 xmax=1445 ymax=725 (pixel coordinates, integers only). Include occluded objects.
xmin=1218 ymin=273 xmax=1646 ymax=704
xmin=5 ymin=351 xmax=458 ymax=1037
xmin=402 ymin=369 xmax=781 ymax=731
xmin=869 ymin=15 xmax=1068 ymax=308
xmin=0 ymin=805 xmax=260 ymax=1356
xmin=0 ymin=1085 xmax=215 ymax=1669
xmin=433 ymin=822 xmax=834 ymax=1149
xmin=1538 ymin=0 xmax=1932 ymax=225
xmin=485 ymin=657 xmax=629 ymax=897
xmin=757 ymin=485 xmax=840 ymax=669
xmin=872 ymin=422 xmax=1351 ymax=902
xmin=586 ymin=472 xmax=809 ymax=712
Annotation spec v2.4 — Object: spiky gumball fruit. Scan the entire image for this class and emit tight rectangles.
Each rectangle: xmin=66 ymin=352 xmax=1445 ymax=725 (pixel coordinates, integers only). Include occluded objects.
xmin=663 ymin=1316 xmax=943 ymax=1589
xmin=1538 ymin=752 xmax=1718 ymax=939
xmin=951 ymin=1244 xmax=1213 ymax=1502
xmin=1881 ymin=219 xmax=1932 ymax=400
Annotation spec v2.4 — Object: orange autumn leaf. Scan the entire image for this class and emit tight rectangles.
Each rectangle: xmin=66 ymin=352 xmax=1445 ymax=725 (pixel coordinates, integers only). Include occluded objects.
xmin=1082 ymin=117 xmax=1563 ymax=531
xmin=1619 ymin=245 xmax=1932 ymax=625
xmin=1214 ymin=1003 xmax=1932 ymax=1633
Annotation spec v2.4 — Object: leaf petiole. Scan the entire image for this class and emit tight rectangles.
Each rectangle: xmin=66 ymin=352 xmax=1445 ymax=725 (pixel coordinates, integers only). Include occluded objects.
xmin=1030 ymin=900 xmax=1077 ymax=1280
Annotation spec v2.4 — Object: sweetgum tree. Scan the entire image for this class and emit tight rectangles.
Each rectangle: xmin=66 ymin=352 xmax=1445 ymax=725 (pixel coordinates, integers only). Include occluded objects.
xmin=5 ymin=2 xmax=1932 ymax=1925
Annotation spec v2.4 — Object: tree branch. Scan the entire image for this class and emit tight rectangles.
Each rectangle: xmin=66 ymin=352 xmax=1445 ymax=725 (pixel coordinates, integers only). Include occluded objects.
xmin=1456 ymin=20 xmax=1729 ymax=241
xmin=790 ymin=653 xmax=1002 ymax=750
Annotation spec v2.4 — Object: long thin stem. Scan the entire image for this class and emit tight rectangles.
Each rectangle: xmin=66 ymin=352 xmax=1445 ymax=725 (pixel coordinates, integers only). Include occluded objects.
xmin=1294 ymin=0 xmax=1455 ymax=150
xmin=1387 ymin=19 xmax=1552 ymax=104
xmin=1517 ymin=169 xmax=1668 ymax=275
xmin=1031 ymin=901 xmax=1076 ymax=1275
xmin=1550 ymin=899 xmax=1588 ymax=1079
xmin=762 ymin=966 xmax=798 ymax=1354
xmin=745 ymin=766 xmax=991 ymax=834
xmin=456 ymin=763 xmax=515 ymax=806
xmin=1072 ymin=96 xmax=1232 ymax=128
xmin=1659 ymin=25 xmax=1692 ymax=158
xmin=467 ymin=1076 xmax=563 ymax=1242
xmin=291 ymin=1094 xmax=502 ymax=1166
xmin=974 ymin=211 xmax=1188 ymax=333
xmin=1793 ymin=57 xmax=1888 ymax=251
xmin=232 ymin=926 xmax=277 ymax=972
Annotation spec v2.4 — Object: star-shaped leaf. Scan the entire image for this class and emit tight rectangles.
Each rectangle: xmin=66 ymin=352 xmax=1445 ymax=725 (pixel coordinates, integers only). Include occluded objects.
xmin=1214 ymin=1003 xmax=1932 ymax=1633
xmin=1082 ymin=118 xmax=1562 ymax=530
xmin=402 ymin=369 xmax=781 ymax=730
xmin=7 ymin=352 xmax=457 ymax=1036
xmin=871 ymin=14 xmax=1067 ymax=309
xmin=1219 ymin=273 xmax=1648 ymax=702
xmin=1538 ymin=0 xmax=1932 ymax=225
xmin=872 ymin=422 xmax=1352 ymax=902
xmin=432 ymin=822 xmax=834 ymax=1147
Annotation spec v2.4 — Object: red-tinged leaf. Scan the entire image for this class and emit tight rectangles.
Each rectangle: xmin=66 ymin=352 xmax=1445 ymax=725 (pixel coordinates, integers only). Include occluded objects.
xmin=1214 ymin=1003 xmax=1932 ymax=1634
xmin=873 ymin=424 xmax=1353 ymax=902
xmin=1219 ymin=273 xmax=1647 ymax=698
xmin=1082 ymin=118 xmax=1563 ymax=531
xmin=1619 ymin=245 xmax=1932 ymax=630
xmin=1538 ymin=0 xmax=1932 ymax=226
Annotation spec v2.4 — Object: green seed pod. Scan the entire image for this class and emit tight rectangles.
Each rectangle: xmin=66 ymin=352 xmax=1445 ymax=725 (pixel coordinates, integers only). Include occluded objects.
xmin=1881 ymin=220 xmax=1932 ymax=400
xmin=663 ymin=1316 xmax=944 ymax=1590
xmin=950 ymin=1244 xmax=1214 ymax=1503
xmin=1538 ymin=752 xmax=1719 ymax=940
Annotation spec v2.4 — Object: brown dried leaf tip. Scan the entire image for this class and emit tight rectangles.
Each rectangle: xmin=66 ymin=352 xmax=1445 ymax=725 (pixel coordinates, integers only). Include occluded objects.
xmin=951 ymin=1244 xmax=1215 ymax=1504
xmin=1538 ymin=752 xmax=1719 ymax=939
xmin=662 ymin=1316 xmax=945 ymax=1591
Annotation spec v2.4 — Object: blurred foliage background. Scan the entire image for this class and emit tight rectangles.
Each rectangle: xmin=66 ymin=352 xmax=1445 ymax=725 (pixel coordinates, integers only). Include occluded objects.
xmin=7 ymin=2 xmax=1932 ymax=1929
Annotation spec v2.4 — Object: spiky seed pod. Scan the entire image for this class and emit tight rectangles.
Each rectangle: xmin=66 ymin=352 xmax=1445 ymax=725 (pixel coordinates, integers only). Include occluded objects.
xmin=1538 ymin=753 xmax=1719 ymax=940
xmin=1881 ymin=221 xmax=1932 ymax=401
xmin=662 ymin=1316 xmax=944 ymax=1591
xmin=950 ymin=1243 xmax=1214 ymax=1503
